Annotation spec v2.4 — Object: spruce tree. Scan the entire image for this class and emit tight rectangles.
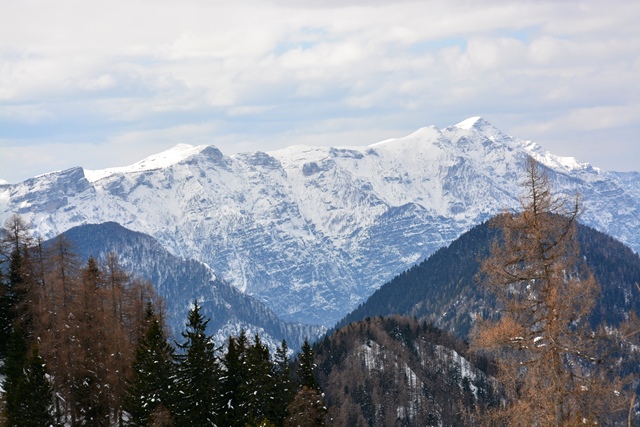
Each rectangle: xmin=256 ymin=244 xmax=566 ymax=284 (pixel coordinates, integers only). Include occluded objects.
xmin=272 ymin=340 xmax=294 ymax=427
xmin=297 ymin=339 xmax=318 ymax=391
xmin=124 ymin=304 xmax=176 ymax=426
xmin=3 ymin=326 xmax=28 ymax=424
xmin=244 ymin=334 xmax=275 ymax=425
xmin=219 ymin=330 xmax=249 ymax=427
xmin=2 ymin=215 xmax=34 ymax=335
xmin=3 ymin=332 xmax=56 ymax=426
xmin=18 ymin=344 xmax=56 ymax=427
xmin=174 ymin=301 xmax=221 ymax=426
xmin=7 ymin=245 xmax=26 ymax=320
xmin=0 ymin=269 xmax=10 ymax=362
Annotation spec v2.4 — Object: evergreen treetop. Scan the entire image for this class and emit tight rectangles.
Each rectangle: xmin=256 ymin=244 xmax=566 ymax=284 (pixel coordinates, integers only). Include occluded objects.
xmin=174 ymin=300 xmax=221 ymax=426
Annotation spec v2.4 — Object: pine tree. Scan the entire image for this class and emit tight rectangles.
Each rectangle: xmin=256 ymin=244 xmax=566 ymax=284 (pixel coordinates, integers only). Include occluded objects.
xmin=6 ymin=245 xmax=31 ymax=330
xmin=0 ymin=265 xmax=11 ymax=362
xmin=124 ymin=304 xmax=176 ymax=426
xmin=15 ymin=344 xmax=56 ymax=427
xmin=1 ymin=215 xmax=35 ymax=347
xmin=3 ymin=332 xmax=56 ymax=427
xmin=174 ymin=300 xmax=221 ymax=426
xmin=3 ymin=326 xmax=28 ymax=424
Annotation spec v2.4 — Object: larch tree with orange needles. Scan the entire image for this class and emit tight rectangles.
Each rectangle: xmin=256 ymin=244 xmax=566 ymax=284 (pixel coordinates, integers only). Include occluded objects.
xmin=473 ymin=158 xmax=638 ymax=426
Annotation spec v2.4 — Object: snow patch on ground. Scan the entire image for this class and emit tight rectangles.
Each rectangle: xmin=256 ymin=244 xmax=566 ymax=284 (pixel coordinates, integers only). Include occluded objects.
xmin=361 ymin=340 xmax=383 ymax=371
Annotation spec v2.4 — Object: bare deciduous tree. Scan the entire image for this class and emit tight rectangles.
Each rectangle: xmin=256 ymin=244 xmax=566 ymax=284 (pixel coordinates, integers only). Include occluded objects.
xmin=473 ymin=158 xmax=638 ymax=426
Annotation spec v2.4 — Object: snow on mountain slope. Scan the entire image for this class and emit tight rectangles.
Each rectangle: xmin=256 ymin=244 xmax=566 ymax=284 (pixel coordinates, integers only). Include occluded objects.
xmin=84 ymin=143 xmax=208 ymax=182
xmin=1 ymin=118 xmax=638 ymax=327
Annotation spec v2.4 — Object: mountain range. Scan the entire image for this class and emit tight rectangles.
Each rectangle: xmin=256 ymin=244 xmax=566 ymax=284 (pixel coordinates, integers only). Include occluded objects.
xmin=1 ymin=117 xmax=639 ymax=328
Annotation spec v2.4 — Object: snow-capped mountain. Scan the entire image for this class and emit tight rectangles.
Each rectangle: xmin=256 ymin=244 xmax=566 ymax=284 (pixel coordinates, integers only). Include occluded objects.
xmin=1 ymin=117 xmax=639 ymax=326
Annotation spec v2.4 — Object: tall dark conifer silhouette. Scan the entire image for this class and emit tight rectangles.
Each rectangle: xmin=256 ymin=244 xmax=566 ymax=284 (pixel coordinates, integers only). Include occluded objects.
xmin=285 ymin=339 xmax=326 ymax=427
xmin=7 ymin=344 xmax=56 ymax=427
xmin=297 ymin=339 xmax=318 ymax=391
xmin=219 ymin=330 xmax=249 ymax=427
xmin=244 ymin=333 xmax=275 ymax=425
xmin=272 ymin=340 xmax=294 ymax=426
xmin=175 ymin=300 xmax=220 ymax=426
xmin=124 ymin=304 xmax=176 ymax=426
xmin=1 ymin=215 xmax=34 ymax=353
xmin=3 ymin=325 xmax=28 ymax=424
xmin=0 ymin=268 xmax=9 ymax=361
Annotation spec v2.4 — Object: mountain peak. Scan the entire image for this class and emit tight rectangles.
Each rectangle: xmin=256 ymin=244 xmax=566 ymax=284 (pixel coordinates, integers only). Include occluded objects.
xmin=84 ymin=143 xmax=210 ymax=182
xmin=449 ymin=116 xmax=510 ymax=145
xmin=453 ymin=116 xmax=503 ymax=135
xmin=454 ymin=116 xmax=487 ymax=130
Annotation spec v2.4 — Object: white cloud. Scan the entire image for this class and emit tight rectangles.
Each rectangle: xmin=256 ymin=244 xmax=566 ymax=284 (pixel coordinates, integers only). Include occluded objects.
xmin=517 ymin=105 xmax=640 ymax=134
xmin=1 ymin=0 xmax=639 ymax=182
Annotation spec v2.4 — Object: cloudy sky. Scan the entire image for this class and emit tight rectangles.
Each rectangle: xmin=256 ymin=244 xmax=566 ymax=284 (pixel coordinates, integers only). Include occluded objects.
xmin=1 ymin=0 xmax=639 ymax=183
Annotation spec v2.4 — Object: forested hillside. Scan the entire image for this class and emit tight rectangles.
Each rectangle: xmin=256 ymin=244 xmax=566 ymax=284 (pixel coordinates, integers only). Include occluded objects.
xmin=57 ymin=221 xmax=324 ymax=350
xmin=314 ymin=316 xmax=497 ymax=426
xmin=338 ymin=217 xmax=640 ymax=339
xmin=333 ymin=161 xmax=640 ymax=425
xmin=0 ymin=214 xmax=324 ymax=426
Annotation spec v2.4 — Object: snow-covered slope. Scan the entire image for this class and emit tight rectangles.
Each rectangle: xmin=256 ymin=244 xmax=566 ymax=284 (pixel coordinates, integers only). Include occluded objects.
xmin=1 ymin=117 xmax=639 ymax=326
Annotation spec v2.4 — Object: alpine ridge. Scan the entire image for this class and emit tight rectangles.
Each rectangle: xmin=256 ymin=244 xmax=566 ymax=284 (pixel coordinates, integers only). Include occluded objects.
xmin=1 ymin=118 xmax=639 ymax=326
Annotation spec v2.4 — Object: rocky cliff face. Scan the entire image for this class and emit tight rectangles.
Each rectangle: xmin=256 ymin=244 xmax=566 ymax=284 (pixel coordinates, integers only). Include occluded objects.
xmin=2 ymin=117 xmax=639 ymax=326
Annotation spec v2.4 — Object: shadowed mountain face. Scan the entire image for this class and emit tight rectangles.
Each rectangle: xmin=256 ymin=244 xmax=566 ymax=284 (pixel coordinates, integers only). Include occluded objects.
xmin=53 ymin=222 xmax=324 ymax=351
xmin=337 ymin=218 xmax=640 ymax=339
xmin=2 ymin=118 xmax=639 ymax=326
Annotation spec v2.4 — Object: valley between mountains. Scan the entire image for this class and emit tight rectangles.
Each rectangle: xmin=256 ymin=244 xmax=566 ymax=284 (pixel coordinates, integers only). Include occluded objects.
xmin=1 ymin=117 xmax=639 ymax=341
